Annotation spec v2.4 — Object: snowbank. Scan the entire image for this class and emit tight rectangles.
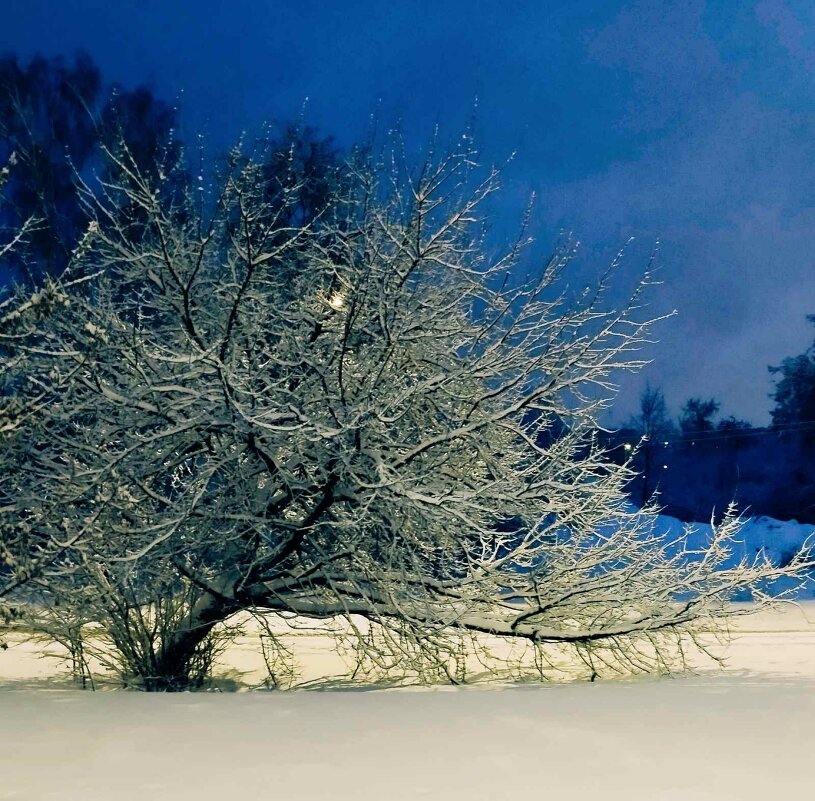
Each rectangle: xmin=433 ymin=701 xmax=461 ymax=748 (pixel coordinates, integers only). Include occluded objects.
xmin=648 ymin=512 xmax=815 ymax=598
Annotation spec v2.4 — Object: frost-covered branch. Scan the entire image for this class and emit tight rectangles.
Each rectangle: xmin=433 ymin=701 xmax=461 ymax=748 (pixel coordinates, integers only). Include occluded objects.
xmin=1 ymin=136 xmax=810 ymax=689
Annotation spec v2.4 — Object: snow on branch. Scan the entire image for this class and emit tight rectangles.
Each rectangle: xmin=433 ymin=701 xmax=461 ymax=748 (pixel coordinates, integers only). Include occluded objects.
xmin=0 ymin=136 xmax=811 ymax=689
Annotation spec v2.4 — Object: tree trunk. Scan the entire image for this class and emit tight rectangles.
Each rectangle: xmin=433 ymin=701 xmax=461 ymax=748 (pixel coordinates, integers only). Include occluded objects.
xmin=145 ymin=592 xmax=240 ymax=691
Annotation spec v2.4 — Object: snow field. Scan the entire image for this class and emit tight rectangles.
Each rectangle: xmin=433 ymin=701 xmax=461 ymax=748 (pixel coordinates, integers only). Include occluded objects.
xmin=1 ymin=605 xmax=815 ymax=799
xmin=1 ymin=674 xmax=814 ymax=800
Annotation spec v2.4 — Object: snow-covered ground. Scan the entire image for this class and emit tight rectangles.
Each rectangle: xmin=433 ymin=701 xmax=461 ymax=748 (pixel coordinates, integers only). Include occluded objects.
xmin=0 ymin=674 xmax=813 ymax=801
xmin=2 ymin=603 xmax=815 ymax=800
xmin=2 ymin=512 xmax=814 ymax=800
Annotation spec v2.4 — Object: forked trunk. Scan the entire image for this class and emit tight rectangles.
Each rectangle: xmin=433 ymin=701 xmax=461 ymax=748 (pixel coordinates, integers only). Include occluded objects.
xmin=142 ymin=592 xmax=238 ymax=691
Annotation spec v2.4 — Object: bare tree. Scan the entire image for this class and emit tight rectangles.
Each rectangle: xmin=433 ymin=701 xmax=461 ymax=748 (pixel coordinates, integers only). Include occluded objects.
xmin=0 ymin=137 xmax=810 ymax=689
xmin=630 ymin=384 xmax=674 ymax=504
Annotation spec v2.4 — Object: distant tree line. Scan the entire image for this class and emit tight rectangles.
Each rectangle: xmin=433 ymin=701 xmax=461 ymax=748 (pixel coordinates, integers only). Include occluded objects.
xmin=770 ymin=315 xmax=815 ymax=436
xmin=609 ymin=331 xmax=815 ymax=523
xmin=0 ymin=53 xmax=179 ymax=283
xmin=0 ymin=52 xmax=343 ymax=289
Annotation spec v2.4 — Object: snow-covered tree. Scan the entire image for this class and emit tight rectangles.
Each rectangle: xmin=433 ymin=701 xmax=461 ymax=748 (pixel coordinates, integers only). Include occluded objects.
xmin=0 ymin=138 xmax=809 ymax=689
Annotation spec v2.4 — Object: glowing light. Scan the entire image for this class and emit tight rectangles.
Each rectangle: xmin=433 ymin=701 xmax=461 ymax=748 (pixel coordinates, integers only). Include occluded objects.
xmin=328 ymin=291 xmax=347 ymax=311
xmin=623 ymin=442 xmax=633 ymax=451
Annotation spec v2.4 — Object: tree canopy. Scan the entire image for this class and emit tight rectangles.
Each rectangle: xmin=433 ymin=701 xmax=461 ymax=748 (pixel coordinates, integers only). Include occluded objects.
xmin=0 ymin=135 xmax=809 ymax=690
xmin=770 ymin=316 xmax=815 ymax=431
xmin=0 ymin=52 xmax=180 ymax=283
xmin=679 ymin=397 xmax=720 ymax=434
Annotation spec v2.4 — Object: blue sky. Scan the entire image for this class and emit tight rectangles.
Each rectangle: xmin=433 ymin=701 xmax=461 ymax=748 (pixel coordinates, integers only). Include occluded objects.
xmin=3 ymin=0 xmax=815 ymax=424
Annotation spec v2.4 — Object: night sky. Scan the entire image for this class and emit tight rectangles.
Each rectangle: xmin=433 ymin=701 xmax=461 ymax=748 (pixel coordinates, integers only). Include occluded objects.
xmin=3 ymin=0 xmax=814 ymax=425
